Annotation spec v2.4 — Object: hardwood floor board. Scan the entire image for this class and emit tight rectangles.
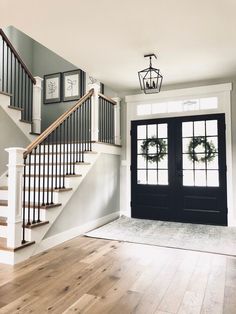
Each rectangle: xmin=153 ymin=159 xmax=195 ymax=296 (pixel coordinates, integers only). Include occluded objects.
xmin=177 ymin=254 xmax=212 ymax=314
xmin=158 ymin=251 xmax=200 ymax=313
xmin=62 ymin=293 xmax=100 ymax=313
xmin=133 ymin=251 xmax=184 ymax=314
xmin=0 ymin=236 xmax=235 ymax=314
xmin=200 ymin=255 xmax=226 ymax=314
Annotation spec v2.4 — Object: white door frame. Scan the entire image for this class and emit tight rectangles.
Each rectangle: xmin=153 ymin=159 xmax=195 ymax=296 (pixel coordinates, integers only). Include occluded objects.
xmin=124 ymin=83 xmax=235 ymax=226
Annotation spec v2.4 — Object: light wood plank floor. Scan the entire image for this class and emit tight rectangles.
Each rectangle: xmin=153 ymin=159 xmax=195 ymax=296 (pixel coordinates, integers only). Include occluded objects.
xmin=0 ymin=236 xmax=235 ymax=313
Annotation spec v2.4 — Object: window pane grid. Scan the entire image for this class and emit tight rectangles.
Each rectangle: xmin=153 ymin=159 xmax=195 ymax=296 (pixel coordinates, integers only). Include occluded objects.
xmin=137 ymin=123 xmax=168 ymax=185
xmin=182 ymin=120 xmax=219 ymax=187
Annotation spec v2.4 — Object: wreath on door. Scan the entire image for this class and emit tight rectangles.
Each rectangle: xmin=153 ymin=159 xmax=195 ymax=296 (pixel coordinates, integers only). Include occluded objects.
xmin=141 ymin=137 xmax=167 ymax=163
xmin=188 ymin=136 xmax=217 ymax=162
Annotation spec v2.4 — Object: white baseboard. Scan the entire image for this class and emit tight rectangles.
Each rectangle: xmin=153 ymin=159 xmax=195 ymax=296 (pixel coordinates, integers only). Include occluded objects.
xmin=34 ymin=211 xmax=120 ymax=255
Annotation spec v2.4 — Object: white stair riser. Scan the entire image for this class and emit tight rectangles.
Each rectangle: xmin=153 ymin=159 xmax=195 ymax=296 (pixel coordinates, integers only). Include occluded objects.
xmin=0 ymin=190 xmax=8 ymax=200
xmin=0 ymin=226 xmax=7 ymax=238
xmin=0 ymin=206 xmax=7 ymax=217
xmin=23 ymin=190 xmax=71 ymax=204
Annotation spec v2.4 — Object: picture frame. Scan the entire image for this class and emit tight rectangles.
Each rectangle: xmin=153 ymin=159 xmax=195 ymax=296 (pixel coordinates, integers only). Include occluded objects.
xmin=44 ymin=72 xmax=62 ymax=104
xmin=62 ymin=69 xmax=82 ymax=102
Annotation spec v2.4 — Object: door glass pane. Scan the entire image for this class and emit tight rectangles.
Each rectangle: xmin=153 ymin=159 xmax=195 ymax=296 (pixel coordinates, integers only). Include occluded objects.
xmin=194 ymin=121 xmax=205 ymax=136
xmin=148 ymin=159 xmax=157 ymax=169
xmin=148 ymin=170 xmax=157 ymax=185
xmin=183 ymin=170 xmax=194 ymax=186
xmin=183 ymin=154 xmax=193 ymax=169
xmin=207 ymin=170 xmax=219 ymax=187
xmin=207 ymin=154 xmax=218 ymax=169
xmin=137 ymin=170 xmax=146 ymax=184
xmin=137 ymin=155 xmax=146 ymax=168
xmin=182 ymin=138 xmax=192 ymax=153
xmin=182 ymin=122 xmax=193 ymax=137
xmin=206 ymin=120 xmax=217 ymax=136
xmin=137 ymin=125 xmax=146 ymax=139
xmin=158 ymin=170 xmax=168 ymax=185
xmin=148 ymin=124 xmax=156 ymax=138
xmin=195 ymin=170 xmax=206 ymax=186
xmin=158 ymin=124 xmax=167 ymax=138
xmin=158 ymin=154 xmax=168 ymax=169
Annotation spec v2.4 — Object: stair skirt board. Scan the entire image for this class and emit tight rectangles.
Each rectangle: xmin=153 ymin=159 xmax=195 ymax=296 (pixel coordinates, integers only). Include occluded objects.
xmin=2 ymin=211 xmax=120 ymax=265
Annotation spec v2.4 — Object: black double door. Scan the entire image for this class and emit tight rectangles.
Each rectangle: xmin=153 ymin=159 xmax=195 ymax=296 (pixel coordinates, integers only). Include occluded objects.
xmin=131 ymin=114 xmax=227 ymax=226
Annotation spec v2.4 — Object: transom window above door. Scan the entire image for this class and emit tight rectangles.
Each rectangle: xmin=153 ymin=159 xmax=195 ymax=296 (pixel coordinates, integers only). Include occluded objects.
xmin=137 ymin=97 xmax=218 ymax=116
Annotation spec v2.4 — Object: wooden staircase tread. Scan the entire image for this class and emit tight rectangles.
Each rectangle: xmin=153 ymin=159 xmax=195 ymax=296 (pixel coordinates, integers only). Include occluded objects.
xmin=24 ymin=221 xmax=49 ymax=229
xmin=0 ymin=217 xmax=7 ymax=226
xmin=0 ymin=186 xmax=8 ymax=190
xmin=0 ymin=237 xmax=35 ymax=252
xmin=0 ymin=200 xmax=8 ymax=206
xmin=8 ymin=105 xmax=23 ymax=111
xmin=25 ymin=203 xmax=62 ymax=209
xmin=25 ymin=187 xmax=73 ymax=193
xmin=24 ymin=174 xmax=82 ymax=178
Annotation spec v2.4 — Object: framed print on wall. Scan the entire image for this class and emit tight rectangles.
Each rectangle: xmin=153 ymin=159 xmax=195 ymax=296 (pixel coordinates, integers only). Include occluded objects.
xmin=62 ymin=69 xmax=82 ymax=102
xmin=44 ymin=73 xmax=62 ymax=104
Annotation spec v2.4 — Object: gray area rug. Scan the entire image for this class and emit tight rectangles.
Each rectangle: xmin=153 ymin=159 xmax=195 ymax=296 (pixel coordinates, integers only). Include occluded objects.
xmin=86 ymin=216 xmax=236 ymax=256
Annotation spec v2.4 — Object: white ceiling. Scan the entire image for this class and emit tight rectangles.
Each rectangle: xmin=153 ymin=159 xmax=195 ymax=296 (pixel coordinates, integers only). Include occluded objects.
xmin=1 ymin=0 xmax=236 ymax=92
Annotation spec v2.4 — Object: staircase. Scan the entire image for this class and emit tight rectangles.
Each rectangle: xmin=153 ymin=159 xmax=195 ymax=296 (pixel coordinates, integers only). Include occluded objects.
xmin=0 ymin=29 xmax=121 ymax=265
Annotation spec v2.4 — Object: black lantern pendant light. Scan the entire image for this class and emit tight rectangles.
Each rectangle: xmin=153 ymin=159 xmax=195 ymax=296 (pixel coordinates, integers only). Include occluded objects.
xmin=138 ymin=53 xmax=163 ymax=94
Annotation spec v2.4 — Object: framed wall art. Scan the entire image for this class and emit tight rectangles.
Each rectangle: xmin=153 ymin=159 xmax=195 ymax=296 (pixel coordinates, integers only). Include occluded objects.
xmin=43 ymin=72 xmax=62 ymax=104
xmin=62 ymin=69 xmax=82 ymax=102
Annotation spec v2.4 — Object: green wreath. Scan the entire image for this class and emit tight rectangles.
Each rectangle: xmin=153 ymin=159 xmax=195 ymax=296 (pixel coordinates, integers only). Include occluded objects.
xmin=141 ymin=137 xmax=167 ymax=163
xmin=188 ymin=136 xmax=217 ymax=163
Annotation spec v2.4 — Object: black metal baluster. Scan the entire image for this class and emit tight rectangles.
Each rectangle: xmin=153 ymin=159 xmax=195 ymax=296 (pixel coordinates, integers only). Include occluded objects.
xmin=42 ymin=140 xmax=46 ymax=206
xmin=76 ymin=108 xmax=79 ymax=162
xmin=50 ymin=131 xmax=54 ymax=204
xmin=55 ymin=128 xmax=58 ymax=189
xmin=32 ymin=147 xmax=37 ymax=224
xmin=66 ymin=117 xmax=69 ymax=174
xmin=22 ymin=157 xmax=27 ymax=244
xmin=46 ymin=134 xmax=50 ymax=205
xmin=24 ymin=74 xmax=27 ymax=121
xmin=89 ymin=97 xmax=91 ymax=150
xmin=14 ymin=56 xmax=16 ymax=107
xmin=10 ymin=51 xmax=13 ymax=105
xmin=72 ymin=111 xmax=76 ymax=174
xmin=63 ymin=121 xmax=66 ymax=188
xmin=79 ymin=107 xmax=82 ymax=162
xmin=59 ymin=125 xmax=62 ymax=189
xmin=2 ymin=39 xmax=4 ymax=91
xmin=6 ymin=44 xmax=9 ymax=93
xmin=27 ymin=153 xmax=31 ymax=225
xmin=37 ymin=145 xmax=41 ymax=222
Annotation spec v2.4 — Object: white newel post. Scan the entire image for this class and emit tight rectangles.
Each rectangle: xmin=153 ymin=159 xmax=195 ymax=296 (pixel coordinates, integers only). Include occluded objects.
xmin=90 ymin=84 xmax=100 ymax=142
xmin=32 ymin=76 xmax=43 ymax=134
xmin=5 ymin=147 xmax=26 ymax=248
xmin=112 ymin=97 xmax=121 ymax=145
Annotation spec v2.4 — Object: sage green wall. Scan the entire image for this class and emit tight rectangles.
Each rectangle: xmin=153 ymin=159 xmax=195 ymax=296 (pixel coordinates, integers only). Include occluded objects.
xmin=44 ymin=153 xmax=120 ymax=238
